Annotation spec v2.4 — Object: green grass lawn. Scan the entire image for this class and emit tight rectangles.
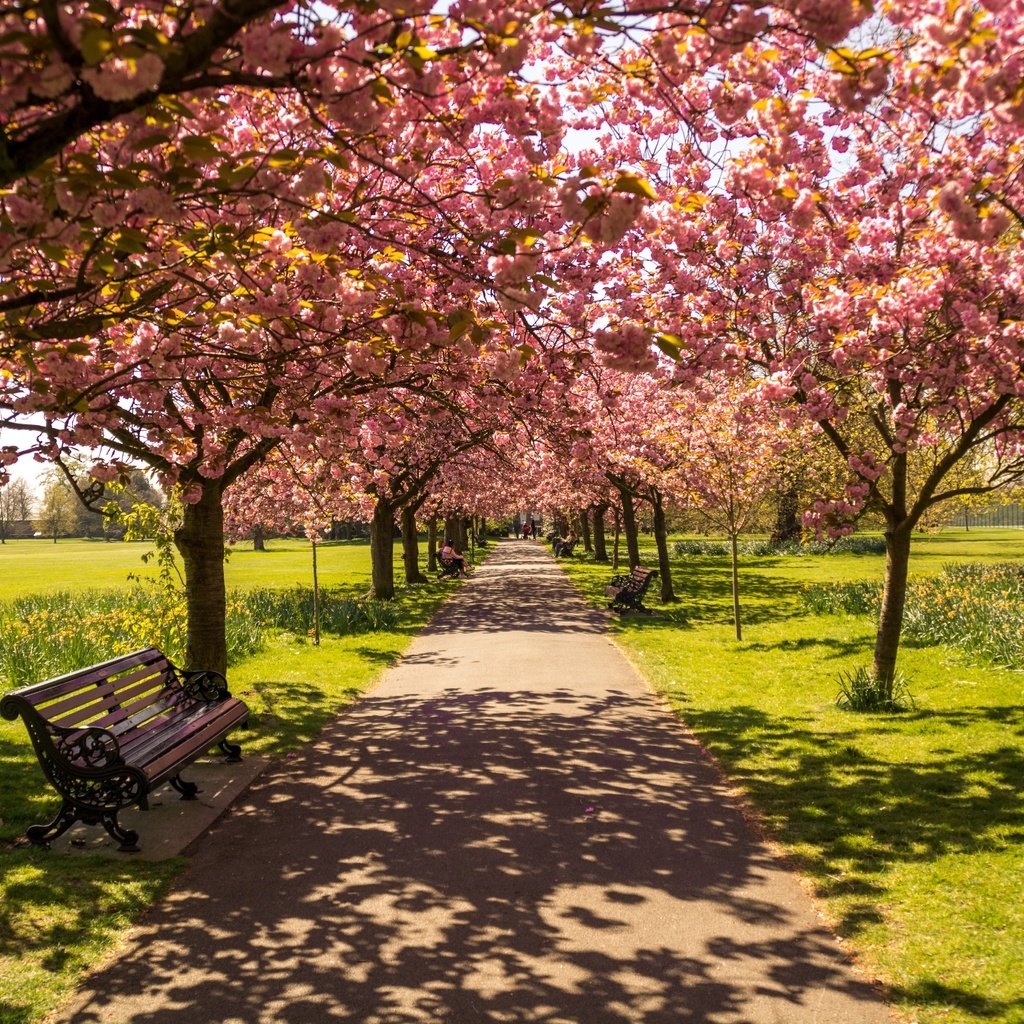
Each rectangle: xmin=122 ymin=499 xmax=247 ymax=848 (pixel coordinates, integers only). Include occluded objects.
xmin=561 ymin=529 xmax=1024 ymax=1024
xmin=0 ymin=536 xmax=461 ymax=1024
xmin=0 ymin=536 xmax=389 ymax=600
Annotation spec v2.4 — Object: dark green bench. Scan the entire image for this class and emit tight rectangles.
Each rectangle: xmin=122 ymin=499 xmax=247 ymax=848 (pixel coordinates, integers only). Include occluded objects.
xmin=1 ymin=647 xmax=248 ymax=852
xmin=605 ymin=566 xmax=658 ymax=613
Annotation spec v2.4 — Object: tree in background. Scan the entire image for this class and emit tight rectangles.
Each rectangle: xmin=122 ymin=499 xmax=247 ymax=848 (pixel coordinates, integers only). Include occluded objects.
xmin=666 ymin=383 xmax=801 ymax=639
xmin=0 ymin=477 xmax=34 ymax=542
xmin=36 ymin=472 xmax=78 ymax=543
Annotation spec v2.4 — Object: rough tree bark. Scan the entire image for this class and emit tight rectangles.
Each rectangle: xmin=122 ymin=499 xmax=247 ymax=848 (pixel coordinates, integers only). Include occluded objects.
xmin=401 ymin=503 xmax=428 ymax=584
xmin=370 ymin=499 xmax=397 ymax=599
xmin=174 ymin=480 xmax=229 ymax=675
xmin=592 ymin=503 xmax=609 ymax=562
xmin=618 ymin=487 xmax=641 ymax=569
xmin=650 ymin=487 xmax=676 ymax=602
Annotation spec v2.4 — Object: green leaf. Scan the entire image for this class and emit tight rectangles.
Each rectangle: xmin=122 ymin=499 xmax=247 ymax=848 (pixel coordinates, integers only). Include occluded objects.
xmin=613 ymin=174 xmax=657 ymax=200
xmin=655 ymin=333 xmax=682 ymax=359
xmin=371 ymin=78 xmax=395 ymax=105
xmin=534 ymin=274 xmax=562 ymax=291
xmin=130 ymin=131 xmax=172 ymax=151
xmin=181 ymin=135 xmax=220 ymax=162
xmin=79 ymin=26 xmax=114 ymax=65
xmin=268 ymin=148 xmax=301 ymax=169
xmin=111 ymin=227 xmax=150 ymax=254
xmin=156 ymin=95 xmax=196 ymax=120
xmin=39 ymin=241 xmax=68 ymax=265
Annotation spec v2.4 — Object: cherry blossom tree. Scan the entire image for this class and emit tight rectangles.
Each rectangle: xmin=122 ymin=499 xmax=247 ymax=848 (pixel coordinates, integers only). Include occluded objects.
xmin=579 ymin=1 xmax=1024 ymax=689
xmin=664 ymin=383 xmax=801 ymax=639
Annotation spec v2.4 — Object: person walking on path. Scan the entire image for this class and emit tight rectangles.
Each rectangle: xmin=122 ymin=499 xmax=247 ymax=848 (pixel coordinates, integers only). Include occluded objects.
xmin=54 ymin=539 xmax=894 ymax=1024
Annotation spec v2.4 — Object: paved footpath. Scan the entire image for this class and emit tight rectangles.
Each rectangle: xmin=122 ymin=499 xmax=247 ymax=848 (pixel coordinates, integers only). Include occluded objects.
xmin=56 ymin=540 xmax=895 ymax=1024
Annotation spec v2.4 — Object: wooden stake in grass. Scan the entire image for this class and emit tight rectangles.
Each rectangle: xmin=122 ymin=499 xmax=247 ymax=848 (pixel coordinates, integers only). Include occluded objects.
xmin=311 ymin=539 xmax=321 ymax=647
xmin=730 ymin=531 xmax=742 ymax=641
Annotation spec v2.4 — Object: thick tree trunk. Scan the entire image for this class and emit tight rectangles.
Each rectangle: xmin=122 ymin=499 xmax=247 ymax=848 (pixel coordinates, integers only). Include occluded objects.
xmin=592 ymin=504 xmax=609 ymax=562
xmin=444 ymin=516 xmax=458 ymax=548
xmin=427 ymin=518 xmax=438 ymax=572
xmin=619 ymin=488 xmax=641 ymax=569
xmin=252 ymin=523 xmax=266 ymax=551
xmin=730 ymin=532 xmax=742 ymax=641
xmin=370 ymin=500 xmax=396 ymax=600
xmin=873 ymin=521 xmax=913 ymax=694
xmin=174 ymin=481 xmax=228 ymax=675
xmin=770 ymin=485 xmax=801 ymax=545
xmin=579 ymin=509 xmax=592 ymax=553
xmin=651 ymin=490 xmax=675 ymax=602
xmin=401 ymin=505 xmax=428 ymax=583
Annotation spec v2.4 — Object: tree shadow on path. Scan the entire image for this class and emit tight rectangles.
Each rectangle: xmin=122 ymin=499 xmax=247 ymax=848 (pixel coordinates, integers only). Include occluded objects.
xmin=57 ymin=683 xmax=891 ymax=1024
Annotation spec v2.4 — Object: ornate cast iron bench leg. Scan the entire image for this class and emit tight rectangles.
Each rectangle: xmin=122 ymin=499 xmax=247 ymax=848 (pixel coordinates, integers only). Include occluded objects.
xmin=219 ymin=737 xmax=243 ymax=762
xmin=168 ymin=775 xmax=200 ymax=800
xmin=25 ymin=801 xmax=79 ymax=847
xmin=26 ymin=800 xmax=141 ymax=852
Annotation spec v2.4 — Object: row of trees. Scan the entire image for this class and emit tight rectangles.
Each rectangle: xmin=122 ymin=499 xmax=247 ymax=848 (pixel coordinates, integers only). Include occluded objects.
xmin=0 ymin=0 xmax=1022 ymax=689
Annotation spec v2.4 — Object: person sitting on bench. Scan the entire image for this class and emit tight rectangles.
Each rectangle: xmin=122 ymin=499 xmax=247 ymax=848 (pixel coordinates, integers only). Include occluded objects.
xmin=553 ymin=529 xmax=577 ymax=557
xmin=441 ymin=538 xmax=470 ymax=577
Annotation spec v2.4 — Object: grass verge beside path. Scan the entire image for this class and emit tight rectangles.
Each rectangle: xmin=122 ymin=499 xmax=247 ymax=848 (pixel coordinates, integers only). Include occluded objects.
xmin=559 ymin=531 xmax=1024 ymax=1024
xmin=0 ymin=540 xmax=465 ymax=1024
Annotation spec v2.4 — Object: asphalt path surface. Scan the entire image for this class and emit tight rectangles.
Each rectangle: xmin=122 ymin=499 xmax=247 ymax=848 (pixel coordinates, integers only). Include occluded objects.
xmin=54 ymin=539 xmax=895 ymax=1024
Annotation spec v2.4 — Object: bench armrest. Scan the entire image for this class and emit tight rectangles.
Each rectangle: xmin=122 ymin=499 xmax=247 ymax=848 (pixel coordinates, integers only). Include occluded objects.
xmin=2 ymin=692 xmax=124 ymax=770
xmin=174 ymin=668 xmax=229 ymax=702
xmin=51 ymin=724 xmax=123 ymax=770
xmin=609 ymin=574 xmax=630 ymax=587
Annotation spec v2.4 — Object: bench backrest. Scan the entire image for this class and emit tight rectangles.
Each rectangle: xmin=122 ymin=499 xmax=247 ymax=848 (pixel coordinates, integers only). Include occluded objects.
xmin=623 ymin=567 xmax=657 ymax=591
xmin=1 ymin=647 xmax=187 ymax=739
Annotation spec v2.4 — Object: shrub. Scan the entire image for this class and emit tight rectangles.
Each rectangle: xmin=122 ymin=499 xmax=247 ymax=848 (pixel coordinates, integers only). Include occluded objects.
xmin=836 ymin=666 xmax=915 ymax=712
xmin=672 ymin=536 xmax=888 ymax=558
xmin=238 ymin=587 xmax=396 ymax=636
xmin=800 ymin=581 xmax=879 ymax=615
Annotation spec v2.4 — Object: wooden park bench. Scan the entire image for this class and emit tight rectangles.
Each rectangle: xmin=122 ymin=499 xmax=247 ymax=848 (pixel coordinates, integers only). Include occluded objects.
xmin=605 ymin=566 xmax=658 ymax=613
xmin=0 ymin=647 xmax=249 ymax=852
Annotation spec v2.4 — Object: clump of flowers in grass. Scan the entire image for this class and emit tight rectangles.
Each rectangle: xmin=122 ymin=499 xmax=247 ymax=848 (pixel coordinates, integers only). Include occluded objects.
xmin=802 ymin=562 xmax=1024 ymax=669
xmin=800 ymin=580 xmax=878 ymax=615
xmin=239 ymin=587 xmax=396 ymax=637
xmin=0 ymin=589 xmax=266 ymax=687
xmin=836 ymin=666 xmax=915 ymax=712
xmin=0 ymin=587 xmax=399 ymax=688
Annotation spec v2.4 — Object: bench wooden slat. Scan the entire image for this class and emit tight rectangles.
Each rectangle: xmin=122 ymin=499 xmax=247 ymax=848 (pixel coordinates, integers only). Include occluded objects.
xmin=11 ymin=650 xmax=169 ymax=706
xmin=77 ymin=680 xmax=190 ymax=734
xmin=136 ymin=702 xmax=249 ymax=784
xmin=41 ymin=668 xmax=174 ymax=728
xmin=120 ymin=698 xmax=243 ymax=764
